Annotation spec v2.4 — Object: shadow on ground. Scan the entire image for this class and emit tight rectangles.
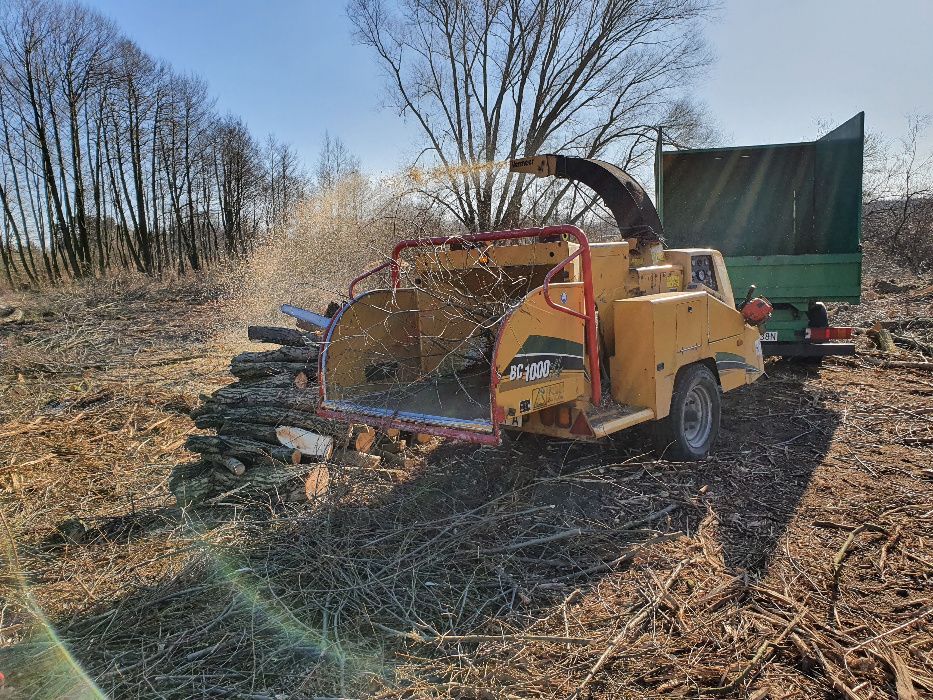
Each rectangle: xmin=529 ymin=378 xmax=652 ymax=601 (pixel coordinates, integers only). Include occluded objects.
xmin=0 ymin=361 xmax=840 ymax=698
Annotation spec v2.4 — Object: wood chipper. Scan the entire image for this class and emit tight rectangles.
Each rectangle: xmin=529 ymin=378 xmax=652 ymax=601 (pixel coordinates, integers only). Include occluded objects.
xmin=310 ymin=155 xmax=768 ymax=459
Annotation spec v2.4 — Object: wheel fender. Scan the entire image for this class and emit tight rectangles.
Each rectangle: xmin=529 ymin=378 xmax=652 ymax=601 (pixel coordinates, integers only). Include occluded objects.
xmin=656 ymin=359 xmax=721 ymax=420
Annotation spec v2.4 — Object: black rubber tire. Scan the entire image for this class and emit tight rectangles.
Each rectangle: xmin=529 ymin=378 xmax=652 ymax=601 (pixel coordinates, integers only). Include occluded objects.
xmin=652 ymin=364 xmax=721 ymax=461
xmin=799 ymin=302 xmax=829 ymax=366
xmin=807 ymin=302 xmax=829 ymax=329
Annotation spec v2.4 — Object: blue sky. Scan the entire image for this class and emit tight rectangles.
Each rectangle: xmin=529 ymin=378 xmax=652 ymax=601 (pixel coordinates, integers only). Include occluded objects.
xmin=83 ymin=0 xmax=933 ymax=172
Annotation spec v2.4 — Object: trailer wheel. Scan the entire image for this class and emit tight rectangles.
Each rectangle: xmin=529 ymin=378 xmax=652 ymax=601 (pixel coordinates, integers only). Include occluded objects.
xmin=653 ymin=364 xmax=721 ymax=460
xmin=800 ymin=302 xmax=830 ymax=366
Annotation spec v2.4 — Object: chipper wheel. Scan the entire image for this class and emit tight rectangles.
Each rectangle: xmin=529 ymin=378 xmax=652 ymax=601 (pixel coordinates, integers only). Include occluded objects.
xmin=653 ymin=364 xmax=721 ymax=461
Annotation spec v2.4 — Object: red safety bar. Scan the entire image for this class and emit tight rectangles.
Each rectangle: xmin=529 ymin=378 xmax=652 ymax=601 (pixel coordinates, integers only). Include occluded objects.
xmin=542 ymin=247 xmax=587 ymax=320
xmin=361 ymin=225 xmax=603 ymax=406
xmin=348 ymin=260 xmax=393 ymax=298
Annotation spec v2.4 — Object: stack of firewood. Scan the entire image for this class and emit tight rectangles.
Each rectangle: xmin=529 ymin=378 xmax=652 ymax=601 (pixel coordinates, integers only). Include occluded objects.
xmin=171 ymin=324 xmax=424 ymax=506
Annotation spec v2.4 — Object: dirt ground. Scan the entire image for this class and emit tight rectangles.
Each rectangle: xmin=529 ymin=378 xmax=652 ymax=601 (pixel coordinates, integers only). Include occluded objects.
xmin=0 ymin=276 xmax=931 ymax=699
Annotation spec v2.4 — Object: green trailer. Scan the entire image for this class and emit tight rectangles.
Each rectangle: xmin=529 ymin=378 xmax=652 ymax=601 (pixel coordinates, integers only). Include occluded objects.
xmin=656 ymin=113 xmax=864 ymax=357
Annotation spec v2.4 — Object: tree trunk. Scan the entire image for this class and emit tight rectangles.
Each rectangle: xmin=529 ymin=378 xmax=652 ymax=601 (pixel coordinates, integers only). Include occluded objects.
xmin=247 ymin=326 xmax=313 ymax=347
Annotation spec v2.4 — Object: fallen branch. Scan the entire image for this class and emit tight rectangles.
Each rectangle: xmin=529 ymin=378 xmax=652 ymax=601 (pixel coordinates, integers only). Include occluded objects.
xmin=373 ymin=623 xmax=591 ymax=646
xmin=209 ymin=455 xmax=246 ymax=477
xmin=862 ymin=357 xmax=933 ymax=371
xmin=831 ymin=522 xmax=888 ymax=581
xmin=707 ymin=608 xmax=807 ymax=694
xmin=483 ymin=528 xmax=584 ymax=555
xmin=555 ymin=532 xmax=682 ymax=580
xmin=568 ymin=558 xmax=691 ymax=699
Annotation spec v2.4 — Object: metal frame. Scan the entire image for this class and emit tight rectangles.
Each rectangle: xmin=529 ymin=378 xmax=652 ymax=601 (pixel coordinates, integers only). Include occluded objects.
xmin=322 ymin=225 xmax=602 ymax=441
xmin=348 ymin=260 xmax=393 ymax=298
xmin=387 ymin=225 xmax=601 ymax=405
xmin=317 ymin=289 xmax=500 ymax=445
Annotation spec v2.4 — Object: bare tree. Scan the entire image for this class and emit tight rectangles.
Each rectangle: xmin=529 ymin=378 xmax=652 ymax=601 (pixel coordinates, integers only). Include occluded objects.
xmin=862 ymin=115 xmax=933 ymax=270
xmin=315 ymin=131 xmax=360 ymax=192
xmin=0 ymin=0 xmax=307 ymax=286
xmin=263 ymin=134 xmax=306 ymax=230
xmin=349 ymin=0 xmax=715 ymax=231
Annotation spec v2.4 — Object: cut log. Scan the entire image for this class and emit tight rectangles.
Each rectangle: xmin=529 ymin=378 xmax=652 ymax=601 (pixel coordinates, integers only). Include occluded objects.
xmin=402 ymin=431 xmax=433 ymax=445
xmin=375 ymin=448 xmax=418 ymax=469
xmin=868 ymin=323 xmax=896 ymax=353
xmin=331 ymin=448 xmax=381 ymax=469
xmin=0 ymin=307 xmax=24 ymax=324
xmin=875 ymin=329 xmax=896 ymax=353
xmin=231 ymin=374 xmax=305 ymax=390
xmin=294 ymin=371 xmax=310 ymax=389
xmin=210 ymin=386 xmax=318 ymax=412
xmin=247 ymin=325 xmax=310 ymax=347
xmin=349 ymin=425 xmax=377 ymax=453
xmin=186 ymin=434 xmax=301 ymax=466
xmin=233 ymin=346 xmax=319 ymax=364
xmin=230 ymin=361 xmax=316 ymax=380
xmin=304 ymin=464 xmax=330 ymax=500
xmin=218 ymin=421 xmax=279 ymax=444
xmin=210 ymin=455 xmax=246 ymax=476
xmin=169 ymin=462 xmax=217 ymax=506
xmin=276 ymin=426 xmax=335 ymax=460
xmin=192 ymin=405 xmax=349 ymax=437
xmin=284 ymin=465 xmax=330 ymax=503
xmin=207 ymin=462 xmax=310 ymax=503
xmin=380 ymin=438 xmax=407 ymax=454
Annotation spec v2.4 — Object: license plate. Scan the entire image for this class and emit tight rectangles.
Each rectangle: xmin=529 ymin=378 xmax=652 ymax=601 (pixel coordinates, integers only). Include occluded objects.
xmin=761 ymin=331 xmax=778 ymax=342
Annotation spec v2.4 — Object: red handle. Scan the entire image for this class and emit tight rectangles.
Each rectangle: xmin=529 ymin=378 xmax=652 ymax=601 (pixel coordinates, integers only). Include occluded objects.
xmin=542 ymin=248 xmax=588 ymax=320
xmin=348 ymin=260 xmax=393 ymax=298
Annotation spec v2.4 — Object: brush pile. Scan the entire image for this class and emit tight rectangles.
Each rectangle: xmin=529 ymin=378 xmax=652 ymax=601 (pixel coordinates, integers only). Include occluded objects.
xmin=174 ymin=322 xmax=419 ymax=506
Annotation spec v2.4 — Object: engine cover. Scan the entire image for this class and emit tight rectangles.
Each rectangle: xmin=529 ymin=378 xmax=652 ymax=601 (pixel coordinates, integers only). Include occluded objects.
xmin=742 ymin=297 xmax=773 ymax=325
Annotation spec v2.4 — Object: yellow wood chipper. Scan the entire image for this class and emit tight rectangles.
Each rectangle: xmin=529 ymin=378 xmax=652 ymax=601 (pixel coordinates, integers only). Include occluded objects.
xmin=309 ymin=155 xmax=768 ymax=459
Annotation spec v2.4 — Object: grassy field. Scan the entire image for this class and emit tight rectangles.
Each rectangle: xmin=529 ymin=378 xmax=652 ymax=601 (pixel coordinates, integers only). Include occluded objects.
xmin=0 ymin=275 xmax=931 ymax=699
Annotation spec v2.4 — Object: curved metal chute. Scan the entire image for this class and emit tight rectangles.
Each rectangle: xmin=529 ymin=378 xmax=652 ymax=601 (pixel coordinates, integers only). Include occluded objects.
xmin=510 ymin=154 xmax=664 ymax=243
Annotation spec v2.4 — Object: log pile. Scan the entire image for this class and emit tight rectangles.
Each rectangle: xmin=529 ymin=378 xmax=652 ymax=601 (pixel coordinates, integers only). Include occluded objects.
xmin=171 ymin=324 xmax=425 ymax=506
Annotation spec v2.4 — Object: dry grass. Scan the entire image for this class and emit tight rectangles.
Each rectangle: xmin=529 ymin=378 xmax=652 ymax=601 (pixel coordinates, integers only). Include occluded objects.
xmin=0 ymin=266 xmax=931 ymax=699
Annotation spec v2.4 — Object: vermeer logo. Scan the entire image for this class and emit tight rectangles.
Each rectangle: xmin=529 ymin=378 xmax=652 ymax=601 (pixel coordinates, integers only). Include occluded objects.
xmin=532 ymin=382 xmax=564 ymax=409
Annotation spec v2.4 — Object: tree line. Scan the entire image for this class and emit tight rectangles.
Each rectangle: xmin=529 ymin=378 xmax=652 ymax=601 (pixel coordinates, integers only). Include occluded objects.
xmin=0 ymin=0 xmax=306 ymax=287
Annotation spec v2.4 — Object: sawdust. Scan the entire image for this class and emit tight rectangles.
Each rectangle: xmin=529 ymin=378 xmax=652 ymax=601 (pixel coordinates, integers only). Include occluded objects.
xmin=407 ymin=160 xmax=511 ymax=185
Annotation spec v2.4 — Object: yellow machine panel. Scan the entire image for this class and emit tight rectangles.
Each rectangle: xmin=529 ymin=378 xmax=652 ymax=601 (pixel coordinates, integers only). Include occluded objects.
xmin=324 ymin=289 xmax=422 ymax=398
xmin=589 ymin=241 xmax=630 ymax=355
xmin=708 ymin=294 xmax=746 ymax=342
xmin=611 ymin=291 xmax=707 ymax=417
xmin=412 ymin=240 xmax=580 ymax=278
xmin=609 ymin=289 xmax=761 ymax=421
xmin=675 ymin=296 xmax=704 ymax=353
xmin=635 ymin=264 xmax=684 ymax=296
xmin=494 ymin=283 xmax=589 ymax=424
